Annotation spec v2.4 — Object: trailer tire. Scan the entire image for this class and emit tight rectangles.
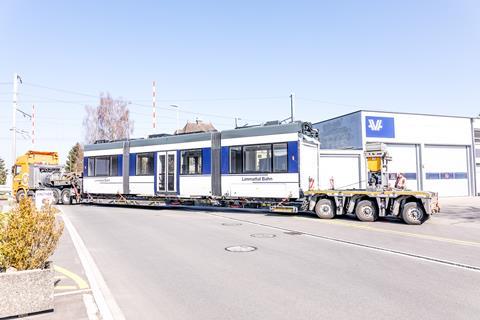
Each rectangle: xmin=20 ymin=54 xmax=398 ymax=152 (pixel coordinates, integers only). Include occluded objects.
xmin=401 ymin=202 xmax=425 ymax=225
xmin=16 ymin=190 xmax=26 ymax=202
xmin=61 ymin=189 xmax=72 ymax=205
xmin=314 ymin=198 xmax=336 ymax=219
xmin=355 ymin=200 xmax=378 ymax=222
xmin=52 ymin=189 xmax=60 ymax=205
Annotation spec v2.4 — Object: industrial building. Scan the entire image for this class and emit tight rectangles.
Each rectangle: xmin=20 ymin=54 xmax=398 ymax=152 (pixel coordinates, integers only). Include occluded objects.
xmin=314 ymin=110 xmax=480 ymax=197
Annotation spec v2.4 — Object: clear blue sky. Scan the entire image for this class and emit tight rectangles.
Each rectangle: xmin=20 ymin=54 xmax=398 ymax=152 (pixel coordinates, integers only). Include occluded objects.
xmin=1 ymin=0 xmax=480 ymax=165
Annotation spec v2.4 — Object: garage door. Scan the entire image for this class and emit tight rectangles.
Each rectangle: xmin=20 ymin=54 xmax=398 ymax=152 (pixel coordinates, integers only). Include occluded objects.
xmin=319 ymin=154 xmax=361 ymax=189
xmin=423 ymin=145 xmax=470 ymax=196
xmin=386 ymin=144 xmax=419 ymax=191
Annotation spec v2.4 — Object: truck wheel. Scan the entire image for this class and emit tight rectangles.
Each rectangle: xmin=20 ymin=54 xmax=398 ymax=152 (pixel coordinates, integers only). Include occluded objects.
xmin=355 ymin=200 xmax=378 ymax=222
xmin=402 ymin=202 xmax=425 ymax=225
xmin=52 ymin=189 xmax=60 ymax=205
xmin=27 ymin=190 xmax=35 ymax=199
xmin=16 ymin=190 xmax=26 ymax=202
xmin=61 ymin=189 xmax=72 ymax=205
xmin=314 ymin=198 xmax=336 ymax=219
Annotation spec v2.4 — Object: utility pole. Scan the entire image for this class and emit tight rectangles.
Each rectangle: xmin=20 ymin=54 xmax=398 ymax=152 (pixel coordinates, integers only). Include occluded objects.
xmin=152 ymin=80 xmax=156 ymax=131
xmin=11 ymin=73 xmax=20 ymax=166
xmin=170 ymin=105 xmax=180 ymax=133
xmin=290 ymin=93 xmax=295 ymax=123
xmin=32 ymin=104 xmax=35 ymax=146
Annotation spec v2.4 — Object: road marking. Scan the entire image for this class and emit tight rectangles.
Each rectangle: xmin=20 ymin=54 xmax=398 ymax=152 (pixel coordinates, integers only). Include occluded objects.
xmin=312 ymin=219 xmax=480 ymax=248
xmin=55 ymin=285 xmax=78 ymax=290
xmin=60 ymin=208 xmax=126 ymax=320
xmin=54 ymin=288 xmax=92 ymax=297
xmin=206 ymin=212 xmax=480 ymax=273
xmin=83 ymin=294 xmax=100 ymax=320
xmin=54 ymin=265 xmax=89 ymax=289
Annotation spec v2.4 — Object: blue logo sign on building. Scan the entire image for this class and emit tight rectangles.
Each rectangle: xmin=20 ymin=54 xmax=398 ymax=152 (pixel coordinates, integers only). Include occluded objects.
xmin=365 ymin=116 xmax=395 ymax=138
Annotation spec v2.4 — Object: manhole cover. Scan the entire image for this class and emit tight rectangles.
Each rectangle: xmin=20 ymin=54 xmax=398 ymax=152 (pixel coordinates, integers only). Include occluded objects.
xmin=250 ymin=233 xmax=276 ymax=238
xmin=225 ymin=245 xmax=257 ymax=252
xmin=284 ymin=231 xmax=303 ymax=236
xmin=222 ymin=222 xmax=242 ymax=226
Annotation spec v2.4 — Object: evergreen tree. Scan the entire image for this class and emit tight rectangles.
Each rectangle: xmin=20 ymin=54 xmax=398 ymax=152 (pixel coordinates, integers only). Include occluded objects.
xmin=65 ymin=143 xmax=84 ymax=173
xmin=0 ymin=157 xmax=6 ymax=185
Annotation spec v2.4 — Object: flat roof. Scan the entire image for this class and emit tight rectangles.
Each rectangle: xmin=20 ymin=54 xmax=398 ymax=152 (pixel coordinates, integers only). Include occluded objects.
xmin=313 ymin=109 xmax=478 ymax=125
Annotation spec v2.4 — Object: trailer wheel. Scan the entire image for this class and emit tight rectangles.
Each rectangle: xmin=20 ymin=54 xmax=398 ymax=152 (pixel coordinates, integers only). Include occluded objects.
xmin=401 ymin=202 xmax=425 ymax=225
xmin=52 ymin=189 xmax=60 ymax=205
xmin=355 ymin=200 xmax=378 ymax=222
xmin=314 ymin=198 xmax=336 ymax=219
xmin=16 ymin=190 xmax=26 ymax=202
xmin=61 ymin=189 xmax=72 ymax=205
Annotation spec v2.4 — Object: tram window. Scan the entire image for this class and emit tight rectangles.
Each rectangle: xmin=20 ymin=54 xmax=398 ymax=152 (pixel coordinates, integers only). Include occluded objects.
xmin=273 ymin=143 xmax=288 ymax=173
xmin=110 ymin=156 xmax=119 ymax=176
xmin=243 ymin=144 xmax=271 ymax=173
xmin=88 ymin=158 xmax=95 ymax=176
xmin=229 ymin=146 xmax=242 ymax=173
xmin=181 ymin=149 xmax=202 ymax=175
xmin=95 ymin=157 xmax=110 ymax=176
xmin=136 ymin=153 xmax=154 ymax=175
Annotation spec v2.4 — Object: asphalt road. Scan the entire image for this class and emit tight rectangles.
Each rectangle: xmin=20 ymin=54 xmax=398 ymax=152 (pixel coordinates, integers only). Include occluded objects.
xmin=61 ymin=200 xmax=480 ymax=320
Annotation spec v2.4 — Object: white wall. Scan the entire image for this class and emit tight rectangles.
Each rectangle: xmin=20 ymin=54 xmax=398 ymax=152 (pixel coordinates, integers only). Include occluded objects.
xmin=362 ymin=111 xmax=472 ymax=145
xmin=319 ymin=150 xmax=363 ymax=190
xmin=361 ymin=111 xmax=474 ymax=196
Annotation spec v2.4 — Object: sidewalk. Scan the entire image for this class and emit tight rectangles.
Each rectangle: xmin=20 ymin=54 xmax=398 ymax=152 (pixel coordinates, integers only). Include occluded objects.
xmin=0 ymin=200 xmax=99 ymax=320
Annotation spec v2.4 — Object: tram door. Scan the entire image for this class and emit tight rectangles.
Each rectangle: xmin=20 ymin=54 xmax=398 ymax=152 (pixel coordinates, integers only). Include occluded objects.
xmin=157 ymin=151 xmax=177 ymax=193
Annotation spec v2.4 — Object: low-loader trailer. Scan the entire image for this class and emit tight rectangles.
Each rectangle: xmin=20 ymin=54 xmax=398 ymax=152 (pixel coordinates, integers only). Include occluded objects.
xmin=12 ymin=143 xmax=438 ymax=225
xmin=302 ymin=143 xmax=439 ymax=225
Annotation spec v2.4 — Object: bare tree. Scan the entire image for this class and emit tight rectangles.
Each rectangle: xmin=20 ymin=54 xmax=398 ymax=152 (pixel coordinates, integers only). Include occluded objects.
xmin=83 ymin=93 xmax=134 ymax=143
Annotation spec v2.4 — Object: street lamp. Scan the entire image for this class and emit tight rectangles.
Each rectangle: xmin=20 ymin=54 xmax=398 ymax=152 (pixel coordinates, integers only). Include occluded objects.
xmin=170 ymin=105 xmax=180 ymax=133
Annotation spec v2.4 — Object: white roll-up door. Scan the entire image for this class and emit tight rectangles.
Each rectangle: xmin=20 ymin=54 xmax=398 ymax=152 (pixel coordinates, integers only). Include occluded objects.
xmin=386 ymin=144 xmax=419 ymax=191
xmin=319 ymin=154 xmax=361 ymax=189
xmin=423 ymin=145 xmax=470 ymax=196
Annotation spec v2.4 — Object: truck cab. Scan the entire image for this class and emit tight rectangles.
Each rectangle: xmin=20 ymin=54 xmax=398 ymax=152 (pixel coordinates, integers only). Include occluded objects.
xmin=12 ymin=151 xmax=59 ymax=201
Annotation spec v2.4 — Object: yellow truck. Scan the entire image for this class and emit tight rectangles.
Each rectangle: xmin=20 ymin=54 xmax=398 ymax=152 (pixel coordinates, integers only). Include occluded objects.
xmin=12 ymin=150 xmax=80 ymax=204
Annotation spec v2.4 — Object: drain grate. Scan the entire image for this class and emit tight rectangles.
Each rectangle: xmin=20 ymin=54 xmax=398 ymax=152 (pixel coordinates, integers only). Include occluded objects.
xmin=284 ymin=231 xmax=303 ymax=236
xmin=222 ymin=222 xmax=242 ymax=226
xmin=225 ymin=245 xmax=257 ymax=252
xmin=250 ymin=233 xmax=276 ymax=238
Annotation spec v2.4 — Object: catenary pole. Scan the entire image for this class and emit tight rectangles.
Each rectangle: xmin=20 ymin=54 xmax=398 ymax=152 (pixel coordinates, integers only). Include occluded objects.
xmin=32 ymin=104 xmax=35 ymax=146
xmin=152 ymin=80 xmax=156 ymax=131
xmin=290 ymin=93 xmax=295 ymax=122
xmin=11 ymin=73 xmax=19 ymax=166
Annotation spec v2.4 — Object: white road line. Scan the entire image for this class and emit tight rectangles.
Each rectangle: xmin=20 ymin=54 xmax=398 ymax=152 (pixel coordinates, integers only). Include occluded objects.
xmin=54 ymin=288 xmax=92 ymax=297
xmin=83 ymin=294 xmax=100 ymax=320
xmin=60 ymin=208 xmax=126 ymax=320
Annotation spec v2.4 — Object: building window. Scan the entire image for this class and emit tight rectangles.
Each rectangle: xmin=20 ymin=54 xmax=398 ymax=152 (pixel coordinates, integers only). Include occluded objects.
xmin=181 ymin=149 xmax=202 ymax=174
xmin=243 ymin=144 xmax=272 ymax=173
xmin=273 ymin=143 xmax=288 ymax=173
xmin=229 ymin=146 xmax=242 ymax=173
xmin=136 ymin=153 xmax=154 ymax=175
xmin=94 ymin=157 xmax=110 ymax=176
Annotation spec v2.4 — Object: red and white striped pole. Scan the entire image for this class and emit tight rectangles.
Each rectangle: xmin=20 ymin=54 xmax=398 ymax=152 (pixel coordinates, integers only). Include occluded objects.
xmin=31 ymin=104 xmax=35 ymax=146
xmin=152 ymin=80 xmax=156 ymax=130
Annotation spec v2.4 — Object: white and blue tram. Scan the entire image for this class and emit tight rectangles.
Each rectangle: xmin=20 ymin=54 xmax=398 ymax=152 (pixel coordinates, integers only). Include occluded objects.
xmin=82 ymin=121 xmax=319 ymax=205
